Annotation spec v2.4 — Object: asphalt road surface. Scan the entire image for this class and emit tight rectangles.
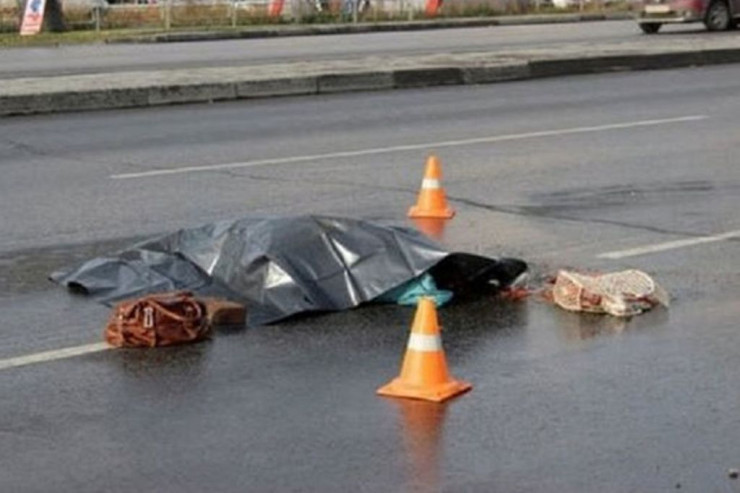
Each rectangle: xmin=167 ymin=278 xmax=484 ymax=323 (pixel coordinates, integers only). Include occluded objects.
xmin=2 ymin=65 xmax=740 ymax=492
xmin=0 ymin=20 xmax=718 ymax=79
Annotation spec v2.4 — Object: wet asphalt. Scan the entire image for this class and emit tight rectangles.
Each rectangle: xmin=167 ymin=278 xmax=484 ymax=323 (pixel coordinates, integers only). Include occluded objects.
xmin=1 ymin=65 xmax=740 ymax=492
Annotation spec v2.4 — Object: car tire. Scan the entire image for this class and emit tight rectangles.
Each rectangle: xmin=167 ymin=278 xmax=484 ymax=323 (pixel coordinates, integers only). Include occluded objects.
xmin=639 ymin=23 xmax=661 ymax=34
xmin=704 ymin=0 xmax=731 ymax=30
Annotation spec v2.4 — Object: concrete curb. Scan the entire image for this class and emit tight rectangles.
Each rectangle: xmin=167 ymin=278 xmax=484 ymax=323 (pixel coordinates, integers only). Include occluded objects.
xmin=2 ymin=46 xmax=740 ymax=117
xmin=111 ymin=13 xmax=634 ymax=44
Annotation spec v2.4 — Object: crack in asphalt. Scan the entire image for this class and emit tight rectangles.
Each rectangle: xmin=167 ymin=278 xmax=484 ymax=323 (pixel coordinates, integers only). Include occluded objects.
xmin=450 ymin=195 xmax=723 ymax=239
xmin=211 ymin=170 xmax=727 ymax=239
xmin=0 ymin=138 xmax=153 ymax=173
xmin=2 ymin=138 xmax=53 ymax=158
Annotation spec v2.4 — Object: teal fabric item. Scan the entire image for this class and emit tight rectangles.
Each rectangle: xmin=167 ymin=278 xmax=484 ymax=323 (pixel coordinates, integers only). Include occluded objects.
xmin=376 ymin=273 xmax=453 ymax=307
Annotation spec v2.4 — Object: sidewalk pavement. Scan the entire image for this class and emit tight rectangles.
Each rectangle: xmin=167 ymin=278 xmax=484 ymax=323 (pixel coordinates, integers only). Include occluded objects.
xmin=3 ymin=28 xmax=740 ymax=116
xmin=112 ymin=13 xmax=632 ymax=44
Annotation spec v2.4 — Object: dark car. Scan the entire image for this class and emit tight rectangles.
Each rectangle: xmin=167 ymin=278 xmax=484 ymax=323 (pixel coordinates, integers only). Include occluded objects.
xmin=637 ymin=0 xmax=740 ymax=33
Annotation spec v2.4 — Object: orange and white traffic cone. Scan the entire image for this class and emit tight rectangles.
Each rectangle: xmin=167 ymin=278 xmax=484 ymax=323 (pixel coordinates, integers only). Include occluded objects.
xmin=408 ymin=155 xmax=455 ymax=219
xmin=377 ymin=297 xmax=471 ymax=402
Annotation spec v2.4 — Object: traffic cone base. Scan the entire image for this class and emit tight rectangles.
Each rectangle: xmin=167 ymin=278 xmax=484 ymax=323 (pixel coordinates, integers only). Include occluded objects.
xmin=408 ymin=204 xmax=455 ymax=219
xmin=377 ymin=377 xmax=471 ymax=403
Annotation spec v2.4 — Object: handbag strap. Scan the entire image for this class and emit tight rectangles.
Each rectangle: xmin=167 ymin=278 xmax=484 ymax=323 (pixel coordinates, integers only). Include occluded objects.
xmin=145 ymin=296 xmax=203 ymax=323
xmin=119 ymin=294 xmax=203 ymax=324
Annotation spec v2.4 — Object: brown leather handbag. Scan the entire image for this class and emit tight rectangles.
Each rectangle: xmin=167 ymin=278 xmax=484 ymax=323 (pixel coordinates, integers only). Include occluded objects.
xmin=105 ymin=291 xmax=211 ymax=347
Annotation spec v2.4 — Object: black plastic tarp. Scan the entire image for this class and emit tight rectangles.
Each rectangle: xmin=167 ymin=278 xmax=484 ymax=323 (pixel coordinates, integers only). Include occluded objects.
xmin=51 ymin=215 xmax=526 ymax=326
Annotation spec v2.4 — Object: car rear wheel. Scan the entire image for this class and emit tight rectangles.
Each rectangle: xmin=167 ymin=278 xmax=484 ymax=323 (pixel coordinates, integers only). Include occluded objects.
xmin=639 ymin=23 xmax=662 ymax=34
xmin=705 ymin=0 xmax=731 ymax=30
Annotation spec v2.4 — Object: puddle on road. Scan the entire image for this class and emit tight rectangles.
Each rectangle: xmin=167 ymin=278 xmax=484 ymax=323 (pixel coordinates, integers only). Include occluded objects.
xmin=549 ymin=306 xmax=670 ymax=341
xmin=0 ymin=236 xmax=146 ymax=298
xmin=390 ymin=398 xmax=448 ymax=493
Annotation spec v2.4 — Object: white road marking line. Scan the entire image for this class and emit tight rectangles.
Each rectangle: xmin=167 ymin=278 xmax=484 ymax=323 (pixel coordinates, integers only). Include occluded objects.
xmin=0 ymin=342 xmax=110 ymax=371
xmin=598 ymin=229 xmax=740 ymax=259
xmin=111 ymin=115 xmax=708 ymax=180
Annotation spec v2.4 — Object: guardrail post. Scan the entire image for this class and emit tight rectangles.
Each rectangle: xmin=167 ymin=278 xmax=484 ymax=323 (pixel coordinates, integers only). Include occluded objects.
xmin=93 ymin=4 xmax=101 ymax=31
xmin=164 ymin=0 xmax=172 ymax=30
